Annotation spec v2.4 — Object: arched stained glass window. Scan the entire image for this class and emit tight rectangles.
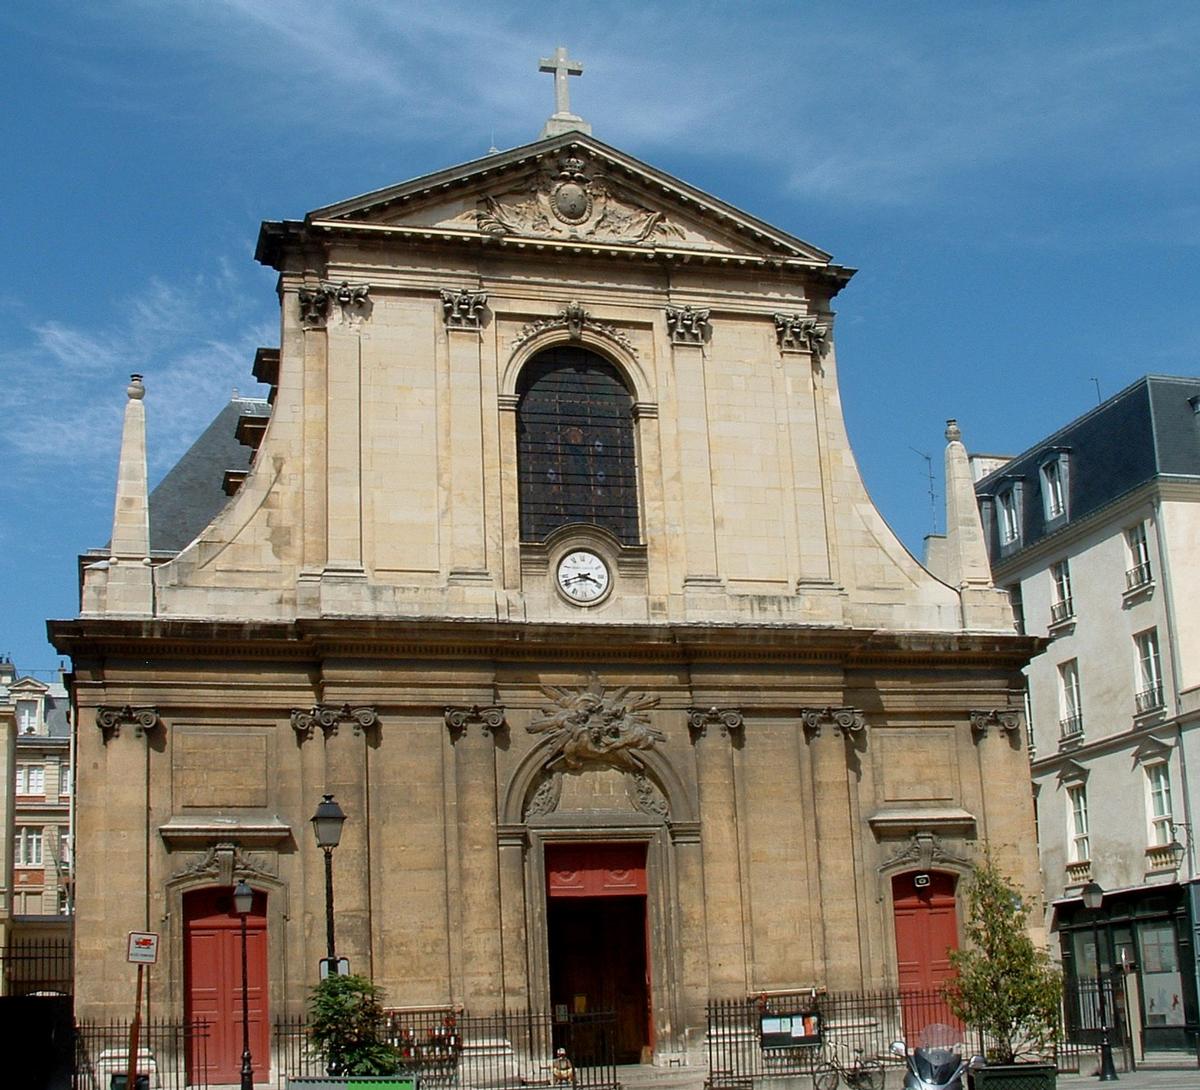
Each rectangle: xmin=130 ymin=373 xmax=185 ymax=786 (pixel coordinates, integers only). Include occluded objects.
xmin=516 ymin=346 xmax=639 ymax=545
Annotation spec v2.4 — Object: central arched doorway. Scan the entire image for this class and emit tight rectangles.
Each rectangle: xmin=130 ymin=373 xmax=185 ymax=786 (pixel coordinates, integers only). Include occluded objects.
xmin=546 ymin=841 xmax=651 ymax=1063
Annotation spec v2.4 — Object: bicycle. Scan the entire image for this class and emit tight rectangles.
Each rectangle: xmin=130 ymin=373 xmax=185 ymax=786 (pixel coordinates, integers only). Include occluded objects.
xmin=811 ymin=1045 xmax=884 ymax=1090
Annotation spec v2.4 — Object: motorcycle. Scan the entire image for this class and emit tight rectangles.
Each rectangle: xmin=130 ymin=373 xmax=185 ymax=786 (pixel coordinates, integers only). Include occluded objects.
xmin=890 ymin=1039 xmax=984 ymax=1090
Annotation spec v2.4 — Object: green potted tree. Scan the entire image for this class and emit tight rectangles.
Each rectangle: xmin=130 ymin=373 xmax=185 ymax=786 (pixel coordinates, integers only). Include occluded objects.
xmin=944 ymin=859 xmax=1062 ymax=1089
xmin=290 ymin=973 xmax=408 ymax=1089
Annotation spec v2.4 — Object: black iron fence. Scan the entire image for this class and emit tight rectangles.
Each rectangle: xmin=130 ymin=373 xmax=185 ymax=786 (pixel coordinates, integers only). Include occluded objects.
xmin=2 ymin=937 xmax=73 ymax=996
xmin=705 ymin=986 xmax=1133 ymax=1087
xmin=73 ymin=1018 xmax=209 ymax=1090
xmin=274 ymin=1007 xmax=617 ymax=1090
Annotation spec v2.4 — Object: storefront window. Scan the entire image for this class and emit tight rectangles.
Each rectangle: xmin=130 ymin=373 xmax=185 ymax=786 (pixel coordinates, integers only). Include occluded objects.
xmin=1139 ymin=921 xmax=1185 ymax=1027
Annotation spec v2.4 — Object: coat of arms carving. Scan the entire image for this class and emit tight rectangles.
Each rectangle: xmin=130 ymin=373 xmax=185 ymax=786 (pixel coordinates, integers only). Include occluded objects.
xmin=528 ymin=674 xmax=663 ymax=771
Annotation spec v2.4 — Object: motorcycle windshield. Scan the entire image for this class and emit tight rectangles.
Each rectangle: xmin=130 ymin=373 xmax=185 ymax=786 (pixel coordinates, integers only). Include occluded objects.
xmin=912 ymin=1047 xmax=961 ymax=1084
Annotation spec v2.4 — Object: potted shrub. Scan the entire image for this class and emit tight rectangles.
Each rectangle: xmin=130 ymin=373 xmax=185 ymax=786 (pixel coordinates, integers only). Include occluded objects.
xmin=293 ymin=973 xmax=405 ymax=1087
xmin=944 ymin=858 xmax=1062 ymax=1089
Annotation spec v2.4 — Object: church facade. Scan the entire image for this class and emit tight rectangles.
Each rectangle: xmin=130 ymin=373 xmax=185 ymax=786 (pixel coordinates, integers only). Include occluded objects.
xmin=51 ymin=120 xmax=1040 ymax=1079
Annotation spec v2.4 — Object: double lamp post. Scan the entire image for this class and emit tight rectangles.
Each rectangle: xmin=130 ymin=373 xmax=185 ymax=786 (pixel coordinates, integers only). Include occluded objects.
xmin=232 ymin=793 xmax=348 ymax=1090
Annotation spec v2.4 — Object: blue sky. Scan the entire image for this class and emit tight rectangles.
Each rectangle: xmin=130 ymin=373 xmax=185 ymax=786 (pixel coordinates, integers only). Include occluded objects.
xmin=2 ymin=2 xmax=1198 ymax=677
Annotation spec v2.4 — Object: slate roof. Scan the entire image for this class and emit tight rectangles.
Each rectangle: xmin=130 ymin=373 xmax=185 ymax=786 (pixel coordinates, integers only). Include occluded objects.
xmin=148 ymin=397 xmax=271 ymax=553
xmin=975 ymin=374 xmax=1200 ymax=561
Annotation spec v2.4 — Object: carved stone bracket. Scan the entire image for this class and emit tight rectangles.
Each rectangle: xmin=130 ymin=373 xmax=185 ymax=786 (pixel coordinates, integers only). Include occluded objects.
xmin=441 ymin=288 xmax=488 ymax=330
xmin=666 ymin=305 xmax=711 ymax=345
xmin=172 ymin=842 xmax=277 ymax=887
xmin=298 ymin=281 xmax=371 ymax=327
xmin=687 ymin=706 xmax=744 ymax=741
xmin=291 ymin=704 xmax=380 ymax=741
xmin=969 ymin=708 xmax=1021 ymax=741
xmin=96 ymin=705 xmax=161 ymax=743
xmin=879 ymin=831 xmax=973 ymax=874
xmin=445 ymin=704 xmax=507 ymax=739
xmin=800 ymin=706 xmax=866 ymax=739
xmin=512 ymin=301 xmax=638 ymax=355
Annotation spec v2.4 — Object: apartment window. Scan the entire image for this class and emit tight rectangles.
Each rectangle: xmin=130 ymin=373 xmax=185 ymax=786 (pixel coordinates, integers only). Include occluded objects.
xmin=58 ymin=831 xmax=71 ymax=865
xmin=59 ymin=765 xmax=71 ymax=796
xmin=1134 ymin=629 xmax=1165 ymax=713
xmin=16 ymin=700 xmax=37 ymax=734
xmin=998 ymin=488 xmax=1021 ymax=545
xmin=1008 ymin=585 xmax=1026 ymax=635
xmin=1146 ymin=763 xmax=1174 ymax=847
xmin=1040 ymin=457 xmax=1067 ymax=520
xmin=1050 ymin=560 xmax=1074 ymax=624
xmin=1067 ymin=785 xmax=1090 ymax=863
xmin=1126 ymin=523 xmax=1153 ymax=590
xmin=1059 ymin=659 xmax=1083 ymax=740
xmin=16 ymin=765 xmax=44 ymax=796
xmin=14 ymin=827 xmax=43 ymax=867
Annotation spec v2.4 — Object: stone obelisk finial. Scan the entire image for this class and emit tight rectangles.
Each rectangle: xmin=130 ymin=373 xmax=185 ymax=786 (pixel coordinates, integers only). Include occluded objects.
xmin=104 ymin=374 xmax=153 ymax=614
xmin=943 ymin=418 xmax=993 ymax=591
xmin=539 ymin=46 xmax=591 ymax=137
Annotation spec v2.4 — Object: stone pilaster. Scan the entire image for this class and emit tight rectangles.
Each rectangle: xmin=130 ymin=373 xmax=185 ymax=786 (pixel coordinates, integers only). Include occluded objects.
xmin=445 ymin=706 xmax=506 ymax=1011
xmin=689 ymin=708 xmax=747 ymax=995
xmin=444 ymin=308 xmax=490 ymax=583
xmin=671 ymin=333 xmax=721 ymax=588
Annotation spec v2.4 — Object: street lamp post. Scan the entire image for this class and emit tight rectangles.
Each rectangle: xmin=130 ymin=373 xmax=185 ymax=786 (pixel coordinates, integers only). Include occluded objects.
xmin=233 ymin=878 xmax=255 ymax=1090
xmin=311 ymin=794 xmax=347 ymax=966
xmin=1081 ymin=880 xmax=1118 ymax=1081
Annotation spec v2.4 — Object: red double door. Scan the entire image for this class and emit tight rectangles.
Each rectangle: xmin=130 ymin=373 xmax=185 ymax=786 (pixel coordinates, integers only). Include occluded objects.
xmin=892 ymin=872 xmax=960 ymax=1041
xmin=184 ymin=887 xmax=269 ymax=1085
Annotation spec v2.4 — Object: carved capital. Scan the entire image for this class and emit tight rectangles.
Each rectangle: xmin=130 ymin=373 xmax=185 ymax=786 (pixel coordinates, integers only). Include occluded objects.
xmin=445 ymin=704 xmax=507 ymax=739
xmin=290 ymin=703 xmax=379 ymax=741
xmin=666 ymin=305 xmax=711 ymax=345
xmin=687 ymin=706 xmax=744 ymax=741
xmin=969 ymin=708 xmax=1021 ymax=741
xmin=774 ymin=313 xmax=829 ymax=358
xmin=800 ymin=705 xmax=866 ymax=739
xmin=298 ymin=281 xmax=370 ymax=328
xmin=441 ymin=288 xmax=488 ymax=330
xmin=96 ymin=705 xmax=161 ymax=743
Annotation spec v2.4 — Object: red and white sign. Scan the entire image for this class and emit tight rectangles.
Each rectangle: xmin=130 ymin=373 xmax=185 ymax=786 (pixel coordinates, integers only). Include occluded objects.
xmin=127 ymin=931 xmax=160 ymax=964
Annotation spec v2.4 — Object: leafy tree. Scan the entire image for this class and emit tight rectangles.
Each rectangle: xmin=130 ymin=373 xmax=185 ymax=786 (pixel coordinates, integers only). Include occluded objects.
xmin=944 ymin=858 xmax=1062 ymax=1063
xmin=308 ymin=973 xmax=401 ymax=1076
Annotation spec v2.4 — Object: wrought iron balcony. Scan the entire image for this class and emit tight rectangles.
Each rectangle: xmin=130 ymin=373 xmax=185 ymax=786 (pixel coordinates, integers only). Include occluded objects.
xmin=1135 ymin=685 xmax=1164 ymax=715
xmin=1050 ymin=598 xmax=1074 ymax=625
xmin=1059 ymin=714 xmax=1084 ymax=741
xmin=1125 ymin=561 xmax=1153 ymax=591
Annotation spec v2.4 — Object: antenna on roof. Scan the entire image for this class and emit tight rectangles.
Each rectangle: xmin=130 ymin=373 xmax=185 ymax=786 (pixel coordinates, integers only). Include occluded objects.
xmin=1090 ymin=377 xmax=1102 ymax=405
xmin=910 ymin=446 xmax=939 ymax=536
xmin=488 ymin=128 xmax=499 ymax=155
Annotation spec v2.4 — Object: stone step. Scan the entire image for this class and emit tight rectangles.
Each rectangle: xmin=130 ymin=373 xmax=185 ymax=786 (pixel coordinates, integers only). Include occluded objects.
xmin=614 ymin=1062 xmax=709 ymax=1090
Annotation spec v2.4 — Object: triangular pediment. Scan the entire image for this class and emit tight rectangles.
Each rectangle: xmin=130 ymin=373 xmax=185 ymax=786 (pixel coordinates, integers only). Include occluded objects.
xmin=8 ymin=677 xmax=49 ymax=694
xmin=306 ymin=133 xmax=838 ymax=266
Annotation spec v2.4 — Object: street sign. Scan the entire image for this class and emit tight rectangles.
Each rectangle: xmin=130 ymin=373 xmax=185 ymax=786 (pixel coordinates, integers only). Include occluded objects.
xmin=126 ymin=932 xmax=160 ymax=964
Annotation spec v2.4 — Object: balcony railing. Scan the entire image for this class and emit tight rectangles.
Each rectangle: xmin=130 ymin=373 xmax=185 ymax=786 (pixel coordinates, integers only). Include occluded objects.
xmin=1050 ymin=598 xmax=1075 ymax=624
xmin=1126 ymin=561 xmax=1153 ymax=591
xmin=1135 ymin=685 xmax=1164 ymax=714
xmin=1059 ymin=714 xmax=1084 ymax=741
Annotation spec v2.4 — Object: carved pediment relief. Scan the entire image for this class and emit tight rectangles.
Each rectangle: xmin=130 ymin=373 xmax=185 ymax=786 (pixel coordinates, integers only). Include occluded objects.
xmin=522 ymin=767 xmax=669 ymax=822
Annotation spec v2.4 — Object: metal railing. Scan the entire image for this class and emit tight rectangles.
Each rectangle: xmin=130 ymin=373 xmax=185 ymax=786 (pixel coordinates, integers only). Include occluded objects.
xmin=74 ymin=1018 xmax=209 ymax=1090
xmin=274 ymin=1007 xmax=617 ymax=1090
xmin=1050 ymin=598 xmax=1074 ymax=625
xmin=1125 ymin=562 xmax=1153 ymax=591
xmin=1 ymin=936 xmax=73 ymax=996
xmin=1135 ymin=685 xmax=1164 ymax=714
xmin=1059 ymin=714 xmax=1084 ymax=741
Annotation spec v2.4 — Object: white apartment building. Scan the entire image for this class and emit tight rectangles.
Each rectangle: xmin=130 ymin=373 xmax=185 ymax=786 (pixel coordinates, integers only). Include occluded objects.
xmin=974 ymin=374 xmax=1200 ymax=1054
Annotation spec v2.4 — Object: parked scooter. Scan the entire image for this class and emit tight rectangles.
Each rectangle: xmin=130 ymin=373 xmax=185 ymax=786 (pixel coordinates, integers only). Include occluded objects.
xmin=890 ymin=1040 xmax=984 ymax=1090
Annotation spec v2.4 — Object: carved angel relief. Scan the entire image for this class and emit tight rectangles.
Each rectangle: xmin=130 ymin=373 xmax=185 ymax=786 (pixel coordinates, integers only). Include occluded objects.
xmin=469 ymin=154 xmax=691 ymax=247
xmin=527 ymin=674 xmax=663 ymax=772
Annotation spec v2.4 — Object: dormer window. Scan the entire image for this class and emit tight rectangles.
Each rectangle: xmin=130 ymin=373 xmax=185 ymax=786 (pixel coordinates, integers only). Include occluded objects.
xmin=16 ymin=700 xmax=38 ymax=735
xmin=1038 ymin=450 xmax=1070 ymax=524
xmin=996 ymin=482 xmax=1023 ymax=549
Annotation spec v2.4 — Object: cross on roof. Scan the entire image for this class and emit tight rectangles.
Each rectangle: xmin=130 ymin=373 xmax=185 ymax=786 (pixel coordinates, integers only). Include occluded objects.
xmin=538 ymin=46 xmax=591 ymax=137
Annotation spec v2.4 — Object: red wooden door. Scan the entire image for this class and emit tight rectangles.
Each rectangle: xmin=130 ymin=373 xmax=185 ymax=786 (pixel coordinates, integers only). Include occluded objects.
xmin=892 ymin=872 xmax=959 ymax=1041
xmin=184 ymin=887 xmax=269 ymax=1085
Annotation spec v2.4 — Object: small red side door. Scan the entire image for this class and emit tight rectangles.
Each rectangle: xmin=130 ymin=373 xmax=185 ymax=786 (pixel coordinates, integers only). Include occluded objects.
xmin=892 ymin=872 xmax=959 ymax=1040
xmin=184 ymin=887 xmax=269 ymax=1085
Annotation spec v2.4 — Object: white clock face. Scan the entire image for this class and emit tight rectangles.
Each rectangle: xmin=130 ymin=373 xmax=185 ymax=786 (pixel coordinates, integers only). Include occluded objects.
xmin=556 ymin=550 xmax=611 ymax=604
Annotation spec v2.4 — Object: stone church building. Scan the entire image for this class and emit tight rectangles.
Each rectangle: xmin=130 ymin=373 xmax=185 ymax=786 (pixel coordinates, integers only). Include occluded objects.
xmin=51 ymin=81 xmax=1040 ymax=1083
